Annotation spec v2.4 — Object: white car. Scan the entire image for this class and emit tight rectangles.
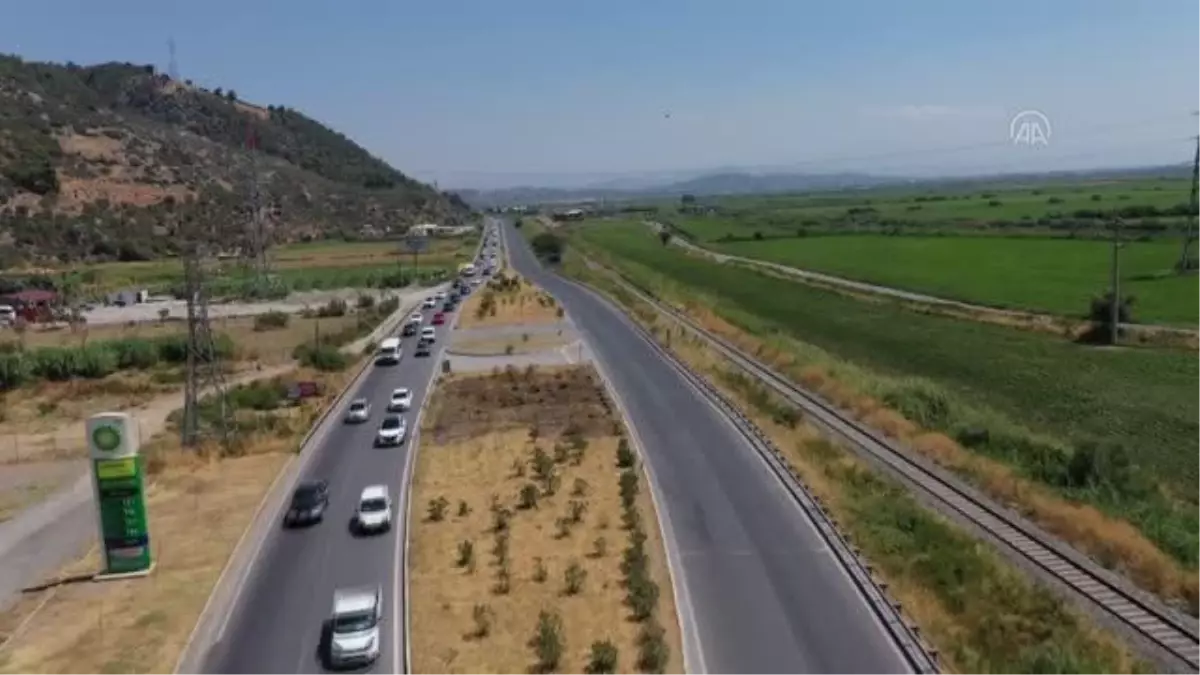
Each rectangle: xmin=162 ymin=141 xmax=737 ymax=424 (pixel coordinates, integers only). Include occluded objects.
xmin=408 ymin=311 xmax=423 ymax=325
xmin=387 ymin=387 xmax=412 ymax=412
xmin=376 ymin=415 xmax=407 ymax=447
xmin=354 ymin=485 xmax=392 ymax=534
xmin=328 ymin=586 xmax=382 ymax=667
xmin=422 ymin=297 xmax=436 ymax=309
xmin=434 ymin=291 xmax=447 ymax=301
xmin=344 ymin=399 xmax=370 ymax=424
xmin=420 ymin=326 xmax=436 ymax=343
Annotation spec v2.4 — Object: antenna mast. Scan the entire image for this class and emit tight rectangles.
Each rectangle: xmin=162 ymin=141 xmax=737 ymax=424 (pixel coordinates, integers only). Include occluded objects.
xmin=1178 ymin=114 xmax=1199 ymax=274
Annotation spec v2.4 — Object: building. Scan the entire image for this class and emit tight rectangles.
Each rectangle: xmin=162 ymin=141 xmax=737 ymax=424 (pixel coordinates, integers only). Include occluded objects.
xmin=0 ymin=288 xmax=59 ymax=309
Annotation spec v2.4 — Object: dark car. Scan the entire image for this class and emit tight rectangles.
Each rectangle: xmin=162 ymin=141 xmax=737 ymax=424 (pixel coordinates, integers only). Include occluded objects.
xmin=284 ymin=479 xmax=330 ymax=527
xmin=442 ymin=301 xmax=456 ymax=313
xmin=415 ymin=338 xmax=432 ymax=357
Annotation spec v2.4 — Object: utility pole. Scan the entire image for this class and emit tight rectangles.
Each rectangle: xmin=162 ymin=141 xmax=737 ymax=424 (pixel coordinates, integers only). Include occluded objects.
xmin=1178 ymin=121 xmax=1199 ymax=274
xmin=1109 ymin=218 xmax=1123 ymax=346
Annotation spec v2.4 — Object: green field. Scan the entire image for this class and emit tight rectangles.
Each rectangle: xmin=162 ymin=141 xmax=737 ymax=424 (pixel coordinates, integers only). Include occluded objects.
xmin=716 ymin=235 xmax=1198 ymax=325
xmin=574 ymin=222 xmax=1199 ymax=565
xmin=675 ymin=176 xmax=1194 ymax=237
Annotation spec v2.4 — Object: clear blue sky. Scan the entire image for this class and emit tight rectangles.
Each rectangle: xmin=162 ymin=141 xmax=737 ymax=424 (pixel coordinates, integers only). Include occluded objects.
xmin=2 ymin=0 xmax=1197 ymax=189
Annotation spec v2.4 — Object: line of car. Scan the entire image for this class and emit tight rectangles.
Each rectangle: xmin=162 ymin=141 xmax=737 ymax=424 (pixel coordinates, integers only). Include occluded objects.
xmin=276 ymin=232 xmax=500 ymax=670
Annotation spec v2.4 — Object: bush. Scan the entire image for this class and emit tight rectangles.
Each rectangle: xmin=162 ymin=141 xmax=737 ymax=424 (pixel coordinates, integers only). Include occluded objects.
xmin=587 ymin=640 xmax=619 ymax=674
xmin=427 ymin=496 xmax=449 ymax=521
xmin=564 ymin=560 xmax=587 ymax=595
xmin=518 ymin=483 xmax=540 ymax=510
xmin=253 ymin=310 xmax=290 ymax=331
xmin=616 ymin=437 xmax=635 ymax=468
xmin=618 ymin=469 xmax=639 ymax=509
xmin=529 ymin=610 xmax=564 ymax=673
xmin=532 ymin=556 xmax=548 ymax=583
xmin=316 ymin=298 xmax=347 ymax=317
xmin=457 ymin=539 xmax=474 ymax=568
xmin=636 ymin=620 xmax=669 ymax=673
xmin=108 ymin=338 xmax=160 ymax=369
xmin=294 ymin=342 xmax=349 ymax=371
xmin=591 ymin=536 xmax=608 ymax=558
xmin=567 ymin=499 xmax=588 ymax=524
xmin=356 ymin=294 xmax=375 ymax=309
xmin=470 ymin=603 xmax=493 ymax=639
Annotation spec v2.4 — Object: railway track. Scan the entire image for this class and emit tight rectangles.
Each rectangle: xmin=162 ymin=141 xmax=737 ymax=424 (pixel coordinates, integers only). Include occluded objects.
xmin=588 ymin=264 xmax=1200 ymax=672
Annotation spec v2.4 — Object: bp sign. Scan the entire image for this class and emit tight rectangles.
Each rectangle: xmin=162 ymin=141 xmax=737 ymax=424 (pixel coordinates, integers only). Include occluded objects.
xmin=86 ymin=413 xmax=153 ymax=576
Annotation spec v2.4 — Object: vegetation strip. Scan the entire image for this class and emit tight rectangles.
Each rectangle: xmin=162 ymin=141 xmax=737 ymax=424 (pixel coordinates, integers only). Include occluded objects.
xmin=541 ymin=246 xmax=1146 ymax=672
xmin=597 ymin=262 xmax=1199 ymax=671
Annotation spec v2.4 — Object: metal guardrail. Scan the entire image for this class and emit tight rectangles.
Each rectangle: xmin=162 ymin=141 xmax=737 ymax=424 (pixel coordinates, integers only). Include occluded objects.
xmin=597 ymin=264 xmax=1200 ymax=673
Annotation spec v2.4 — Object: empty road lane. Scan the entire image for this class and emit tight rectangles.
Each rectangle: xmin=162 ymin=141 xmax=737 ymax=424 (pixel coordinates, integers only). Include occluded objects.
xmin=503 ymin=218 xmax=911 ymax=674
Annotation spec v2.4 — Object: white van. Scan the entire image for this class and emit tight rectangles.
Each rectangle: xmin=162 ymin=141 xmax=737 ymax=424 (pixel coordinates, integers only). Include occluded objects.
xmin=375 ymin=337 xmax=402 ymax=365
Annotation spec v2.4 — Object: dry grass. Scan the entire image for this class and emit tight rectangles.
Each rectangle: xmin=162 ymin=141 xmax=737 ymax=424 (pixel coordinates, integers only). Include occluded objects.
xmin=0 ymin=482 xmax=62 ymax=523
xmin=0 ymin=448 xmax=287 ymax=674
xmin=458 ymin=274 xmax=564 ymax=329
xmin=409 ymin=366 xmax=682 ymax=674
xmin=0 ymin=363 xmax=360 ymax=674
xmin=620 ymin=304 xmax=1141 ymax=672
xmin=449 ymin=334 xmax=573 ymax=357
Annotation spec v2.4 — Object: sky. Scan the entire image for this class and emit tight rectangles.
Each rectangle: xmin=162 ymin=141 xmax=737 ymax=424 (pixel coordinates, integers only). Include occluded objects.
xmin=2 ymin=0 xmax=1197 ymax=189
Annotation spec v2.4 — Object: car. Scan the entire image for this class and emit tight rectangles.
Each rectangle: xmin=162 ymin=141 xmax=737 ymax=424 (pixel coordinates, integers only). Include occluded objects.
xmin=328 ymin=586 xmax=383 ymax=667
xmin=387 ymin=387 xmax=412 ymax=412
xmin=344 ymin=398 xmax=371 ymax=423
xmin=401 ymin=320 xmax=418 ymax=337
xmin=421 ymin=326 xmax=437 ymax=342
xmin=414 ymin=340 xmax=432 ymax=357
xmin=442 ymin=301 xmax=456 ymax=313
xmin=376 ymin=415 xmax=408 ymax=446
xmin=431 ymin=312 xmax=445 ymax=326
xmin=422 ymin=297 xmax=436 ymax=309
xmin=353 ymin=485 xmax=392 ymax=534
xmin=284 ymin=480 xmax=329 ymax=527
xmin=408 ymin=311 xmax=423 ymax=325
xmin=375 ymin=337 xmax=402 ymax=366
xmin=434 ymin=291 xmax=447 ymax=301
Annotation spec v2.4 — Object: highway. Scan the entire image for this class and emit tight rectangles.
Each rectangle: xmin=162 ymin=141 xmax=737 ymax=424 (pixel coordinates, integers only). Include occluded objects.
xmin=201 ymin=270 xmax=476 ymax=673
xmin=502 ymin=218 xmax=913 ymax=673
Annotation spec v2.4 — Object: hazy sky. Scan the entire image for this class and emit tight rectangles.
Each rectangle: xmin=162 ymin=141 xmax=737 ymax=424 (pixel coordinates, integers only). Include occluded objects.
xmin=3 ymin=0 xmax=1197 ymax=189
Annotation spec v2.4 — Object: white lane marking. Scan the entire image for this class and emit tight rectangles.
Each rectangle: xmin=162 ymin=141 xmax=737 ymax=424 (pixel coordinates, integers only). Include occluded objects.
xmin=500 ymin=220 xmax=709 ymax=674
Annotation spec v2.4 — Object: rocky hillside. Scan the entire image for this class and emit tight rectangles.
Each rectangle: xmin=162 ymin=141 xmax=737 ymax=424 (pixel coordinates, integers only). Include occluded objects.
xmin=0 ymin=54 xmax=470 ymax=264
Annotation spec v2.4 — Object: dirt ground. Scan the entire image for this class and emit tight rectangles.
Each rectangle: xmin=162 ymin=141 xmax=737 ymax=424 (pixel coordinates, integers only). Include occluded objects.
xmin=0 ymin=365 xmax=358 ymax=673
xmin=448 ymin=333 xmax=573 ymax=357
xmin=457 ymin=273 xmax=563 ymax=329
xmin=409 ymin=366 xmax=682 ymax=674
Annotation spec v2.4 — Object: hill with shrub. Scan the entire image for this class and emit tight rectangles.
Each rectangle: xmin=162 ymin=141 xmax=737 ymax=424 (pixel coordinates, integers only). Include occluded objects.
xmin=0 ymin=53 xmax=470 ymax=264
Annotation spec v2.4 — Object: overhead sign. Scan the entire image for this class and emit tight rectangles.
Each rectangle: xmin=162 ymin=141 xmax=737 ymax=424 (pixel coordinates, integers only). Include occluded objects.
xmin=87 ymin=413 xmax=153 ymax=576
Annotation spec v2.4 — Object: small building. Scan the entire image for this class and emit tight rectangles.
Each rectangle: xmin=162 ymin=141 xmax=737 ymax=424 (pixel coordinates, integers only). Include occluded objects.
xmin=0 ymin=288 xmax=59 ymax=309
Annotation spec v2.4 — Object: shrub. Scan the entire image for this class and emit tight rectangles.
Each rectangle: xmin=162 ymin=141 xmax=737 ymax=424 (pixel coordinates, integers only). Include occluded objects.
xmin=470 ymin=603 xmax=493 ymax=639
xmin=427 ymin=496 xmax=449 ymax=522
xmin=529 ymin=610 xmax=564 ymax=673
xmin=493 ymin=563 xmax=511 ymax=595
xmin=295 ymin=342 xmax=349 ymax=371
xmin=591 ymin=536 xmax=608 ymax=558
xmin=356 ymin=294 xmax=375 ymax=309
xmin=618 ymin=470 xmax=639 ymax=509
xmin=316 ymin=298 xmax=347 ymax=317
xmin=572 ymin=477 xmax=589 ymax=497
xmin=457 ymin=539 xmax=474 ymax=568
xmin=587 ymin=640 xmax=619 ymax=674
xmin=108 ymin=338 xmax=160 ymax=369
xmin=636 ymin=620 xmax=669 ymax=673
xmin=567 ymin=499 xmax=588 ymax=524
xmin=532 ymin=556 xmax=548 ymax=583
xmin=457 ymin=499 xmax=470 ymax=517
xmin=616 ymin=437 xmax=635 ymax=468
xmin=564 ymin=561 xmax=587 ymax=595
xmin=518 ymin=483 xmax=540 ymax=510
xmin=253 ymin=310 xmax=290 ymax=331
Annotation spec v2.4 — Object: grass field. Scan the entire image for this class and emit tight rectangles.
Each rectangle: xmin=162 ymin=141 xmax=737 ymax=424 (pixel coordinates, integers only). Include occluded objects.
xmin=676 ymin=176 xmax=1194 ymax=237
xmin=573 ymin=223 xmax=1199 ymax=574
xmin=410 ymin=366 xmax=681 ymax=674
xmin=713 ymin=234 xmax=1198 ymax=325
xmin=567 ymin=279 xmax=1144 ymax=672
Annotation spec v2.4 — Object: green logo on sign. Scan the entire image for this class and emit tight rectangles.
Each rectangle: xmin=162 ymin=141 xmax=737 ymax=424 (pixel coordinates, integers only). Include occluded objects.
xmin=92 ymin=425 xmax=122 ymax=453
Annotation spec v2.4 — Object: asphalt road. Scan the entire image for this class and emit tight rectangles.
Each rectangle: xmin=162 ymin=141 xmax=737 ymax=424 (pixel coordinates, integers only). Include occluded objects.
xmin=503 ymin=218 xmax=912 ymax=673
xmin=202 ymin=281 xmax=470 ymax=673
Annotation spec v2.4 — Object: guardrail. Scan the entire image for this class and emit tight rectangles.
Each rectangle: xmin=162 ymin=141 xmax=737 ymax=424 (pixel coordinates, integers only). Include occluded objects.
xmin=587 ymin=260 xmax=1200 ymax=673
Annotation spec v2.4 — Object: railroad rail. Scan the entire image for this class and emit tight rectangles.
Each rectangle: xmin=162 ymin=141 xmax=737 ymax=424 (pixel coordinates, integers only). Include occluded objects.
xmin=591 ymin=264 xmax=1200 ymax=672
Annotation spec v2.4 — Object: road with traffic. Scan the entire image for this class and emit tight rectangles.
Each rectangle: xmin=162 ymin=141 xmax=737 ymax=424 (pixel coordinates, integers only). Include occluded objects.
xmin=503 ymin=217 xmax=913 ymax=673
xmin=200 ymin=249 xmax=489 ymax=674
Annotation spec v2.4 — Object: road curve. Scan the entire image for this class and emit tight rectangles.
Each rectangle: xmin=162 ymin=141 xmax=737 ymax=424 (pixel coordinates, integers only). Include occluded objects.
xmin=201 ymin=291 xmax=465 ymax=673
xmin=503 ymin=218 xmax=912 ymax=673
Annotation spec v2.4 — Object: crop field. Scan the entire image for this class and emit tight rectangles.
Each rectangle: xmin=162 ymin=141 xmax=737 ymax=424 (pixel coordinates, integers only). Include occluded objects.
xmin=574 ymin=223 xmax=1199 ymax=568
xmin=718 ymin=235 xmax=1198 ymax=325
xmin=0 ymin=236 xmax=474 ymax=298
xmin=676 ymin=176 xmax=1194 ymax=238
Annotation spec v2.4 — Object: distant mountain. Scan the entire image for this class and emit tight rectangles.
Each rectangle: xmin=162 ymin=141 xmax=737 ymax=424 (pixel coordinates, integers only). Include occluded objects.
xmin=0 ymin=54 xmax=469 ymax=263
xmin=458 ymin=170 xmax=901 ymax=207
xmin=458 ymin=163 xmax=1193 ymax=208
